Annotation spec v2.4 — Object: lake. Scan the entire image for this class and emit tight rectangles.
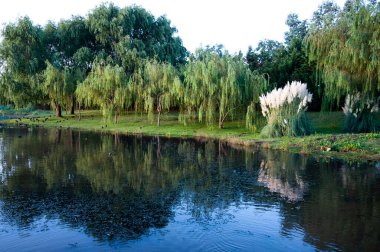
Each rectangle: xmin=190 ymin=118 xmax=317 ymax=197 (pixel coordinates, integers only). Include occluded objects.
xmin=0 ymin=127 xmax=379 ymax=251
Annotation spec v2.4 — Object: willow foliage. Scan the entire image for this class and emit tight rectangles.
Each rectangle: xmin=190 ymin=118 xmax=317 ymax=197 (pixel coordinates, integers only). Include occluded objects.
xmin=245 ymin=73 xmax=267 ymax=131
xmin=76 ymin=64 xmax=130 ymax=123
xmin=183 ymin=48 xmax=264 ymax=128
xmin=306 ymin=0 xmax=380 ymax=101
xmin=130 ymin=59 xmax=179 ymax=126
xmin=307 ymin=0 xmax=380 ymax=132
xmin=43 ymin=62 xmax=65 ymax=117
xmin=0 ymin=17 xmax=46 ymax=107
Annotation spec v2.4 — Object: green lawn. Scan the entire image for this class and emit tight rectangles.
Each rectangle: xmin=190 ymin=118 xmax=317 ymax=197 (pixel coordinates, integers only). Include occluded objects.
xmin=308 ymin=111 xmax=345 ymax=134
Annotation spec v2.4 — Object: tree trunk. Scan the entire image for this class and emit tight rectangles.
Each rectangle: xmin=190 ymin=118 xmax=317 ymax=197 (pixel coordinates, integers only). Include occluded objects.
xmin=55 ymin=104 xmax=62 ymax=117
xmin=78 ymin=102 xmax=81 ymax=121
xmin=218 ymin=112 xmax=223 ymax=129
xmin=70 ymin=100 xmax=75 ymax=115
xmin=157 ymin=105 xmax=161 ymax=127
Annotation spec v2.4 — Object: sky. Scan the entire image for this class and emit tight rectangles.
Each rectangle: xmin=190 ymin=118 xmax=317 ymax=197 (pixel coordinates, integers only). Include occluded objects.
xmin=0 ymin=0 xmax=346 ymax=53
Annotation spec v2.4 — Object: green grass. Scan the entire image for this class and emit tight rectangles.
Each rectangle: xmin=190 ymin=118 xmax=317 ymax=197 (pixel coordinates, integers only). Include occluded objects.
xmin=20 ymin=111 xmax=261 ymax=140
xmin=270 ymin=133 xmax=380 ymax=161
xmin=3 ymin=110 xmax=380 ymax=161
xmin=308 ymin=111 xmax=345 ymax=134
xmin=0 ymin=106 xmax=54 ymax=119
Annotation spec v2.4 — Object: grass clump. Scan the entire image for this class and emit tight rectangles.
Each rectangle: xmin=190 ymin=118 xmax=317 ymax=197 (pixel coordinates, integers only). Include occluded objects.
xmin=342 ymin=93 xmax=379 ymax=133
xmin=259 ymin=81 xmax=314 ymax=138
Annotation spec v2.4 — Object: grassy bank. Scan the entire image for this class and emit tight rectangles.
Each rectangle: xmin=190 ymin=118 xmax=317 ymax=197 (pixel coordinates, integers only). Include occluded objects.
xmin=3 ymin=110 xmax=380 ymax=162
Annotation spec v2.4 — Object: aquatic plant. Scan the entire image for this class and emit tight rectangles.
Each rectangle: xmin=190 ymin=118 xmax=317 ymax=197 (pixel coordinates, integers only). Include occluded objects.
xmin=259 ymin=81 xmax=313 ymax=137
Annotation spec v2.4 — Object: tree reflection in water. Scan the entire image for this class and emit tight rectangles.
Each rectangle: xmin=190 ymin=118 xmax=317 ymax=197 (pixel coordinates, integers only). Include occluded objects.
xmin=0 ymin=127 xmax=379 ymax=251
xmin=295 ymin=160 xmax=380 ymax=251
xmin=257 ymin=150 xmax=309 ymax=201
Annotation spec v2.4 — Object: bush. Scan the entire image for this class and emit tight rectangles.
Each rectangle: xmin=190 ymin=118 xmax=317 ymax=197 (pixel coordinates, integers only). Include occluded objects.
xmin=259 ymin=81 xmax=314 ymax=138
xmin=342 ymin=93 xmax=379 ymax=133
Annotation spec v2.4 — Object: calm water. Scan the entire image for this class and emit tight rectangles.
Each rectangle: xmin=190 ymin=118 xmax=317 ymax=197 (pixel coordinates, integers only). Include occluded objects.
xmin=0 ymin=127 xmax=379 ymax=251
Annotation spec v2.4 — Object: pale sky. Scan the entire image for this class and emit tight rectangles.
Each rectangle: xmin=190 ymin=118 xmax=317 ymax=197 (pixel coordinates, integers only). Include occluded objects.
xmin=0 ymin=0 xmax=346 ymax=53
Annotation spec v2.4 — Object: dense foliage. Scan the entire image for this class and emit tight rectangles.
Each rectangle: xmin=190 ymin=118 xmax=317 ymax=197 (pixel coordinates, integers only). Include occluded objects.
xmin=0 ymin=3 xmax=187 ymax=115
xmin=246 ymin=14 xmax=319 ymax=110
xmin=132 ymin=59 xmax=180 ymax=126
xmin=43 ymin=62 xmax=65 ymax=117
xmin=307 ymin=0 xmax=380 ymax=101
xmin=306 ymin=0 xmax=380 ymax=132
xmin=0 ymin=0 xmax=379 ymax=135
xmin=182 ymin=48 xmax=265 ymax=128
xmin=76 ymin=64 xmax=130 ymax=123
xmin=0 ymin=17 xmax=46 ymax=107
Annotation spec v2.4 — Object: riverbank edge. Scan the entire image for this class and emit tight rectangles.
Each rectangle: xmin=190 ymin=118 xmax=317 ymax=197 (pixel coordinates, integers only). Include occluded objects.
xmin=2 ymin=116 xmax=380 ymax=162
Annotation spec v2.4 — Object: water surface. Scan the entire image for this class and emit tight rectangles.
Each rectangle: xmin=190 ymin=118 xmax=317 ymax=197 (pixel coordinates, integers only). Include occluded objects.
xmin=0 ymin=127 xmax=379 ymax=251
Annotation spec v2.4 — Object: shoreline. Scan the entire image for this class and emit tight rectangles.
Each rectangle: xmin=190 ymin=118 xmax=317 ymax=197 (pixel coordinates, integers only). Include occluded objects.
xmin=2 ymin=112 xmax=380 ymax=162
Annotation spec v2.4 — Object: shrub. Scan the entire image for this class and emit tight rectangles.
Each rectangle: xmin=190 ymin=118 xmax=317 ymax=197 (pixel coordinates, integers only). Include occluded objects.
xmin=342 ymin=93 xmax=379 ymax=133
xmin=259 ymin=81 xmax=313 ymax=138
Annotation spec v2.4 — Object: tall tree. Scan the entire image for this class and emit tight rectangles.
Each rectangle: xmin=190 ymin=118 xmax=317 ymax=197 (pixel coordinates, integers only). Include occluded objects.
xmin=284 ymin=13 xmax=308 ymax=45
xmin=87 ymin=3 xmax=188 ymax=67
xmin=131 ymin=59 xmax=180 ymax=126
xmin=43 ymin=62 xmax=64 ymax=117
xmin=246 ymin=40 xmax=287 ymax=89
xmin=246 ymin=14 xmax=321 ymax=109
xmin=184 ymin=48 xmax=263 ymax=129
xmin=306 ymin=0 xmax=380 ymax=132
xmin=76 ymin=64 xmax=131 ymax=123
xmin=306 ymin=0 xmax=379 ymax=101
xmin=44 ymin=17 xmax=95 ymax=114
xmin=0 ymin=17 xmax=46 ymax=107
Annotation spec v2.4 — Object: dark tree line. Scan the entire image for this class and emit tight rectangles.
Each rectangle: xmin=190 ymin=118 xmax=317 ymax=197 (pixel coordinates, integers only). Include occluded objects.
xmin=246 ymin=13 xmax=321 ymax=110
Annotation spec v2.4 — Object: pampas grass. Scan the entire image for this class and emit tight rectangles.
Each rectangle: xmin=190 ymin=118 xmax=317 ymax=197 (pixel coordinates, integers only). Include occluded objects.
xmin=342 ymin=93 xmax=379 ymax=133
xmin=259 ymin=81 xmax=314 ymax=138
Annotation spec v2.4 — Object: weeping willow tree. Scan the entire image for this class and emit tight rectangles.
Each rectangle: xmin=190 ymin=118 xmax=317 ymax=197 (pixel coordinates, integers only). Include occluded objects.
xmin=131 ymin=59 xmax=180 ymax=126
xmin=306 ymin=0 xmax=380 ymax=132
xmin=63 ymin=67 xmax=86 ymax=115
xmin=44 ymin=63 xmax=86 ymax=118
xmin=43 ymin=62 xmax=65 ymax=117
xmin=76 ymin=64 xmax=130 ymax=123
xmin=183 ymin=48 xmax=263 ymax=129
xmin=0 ymin=17 xmax=47 ymax=107
xmin=245 ymin=72 xmax=267 ymax=131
